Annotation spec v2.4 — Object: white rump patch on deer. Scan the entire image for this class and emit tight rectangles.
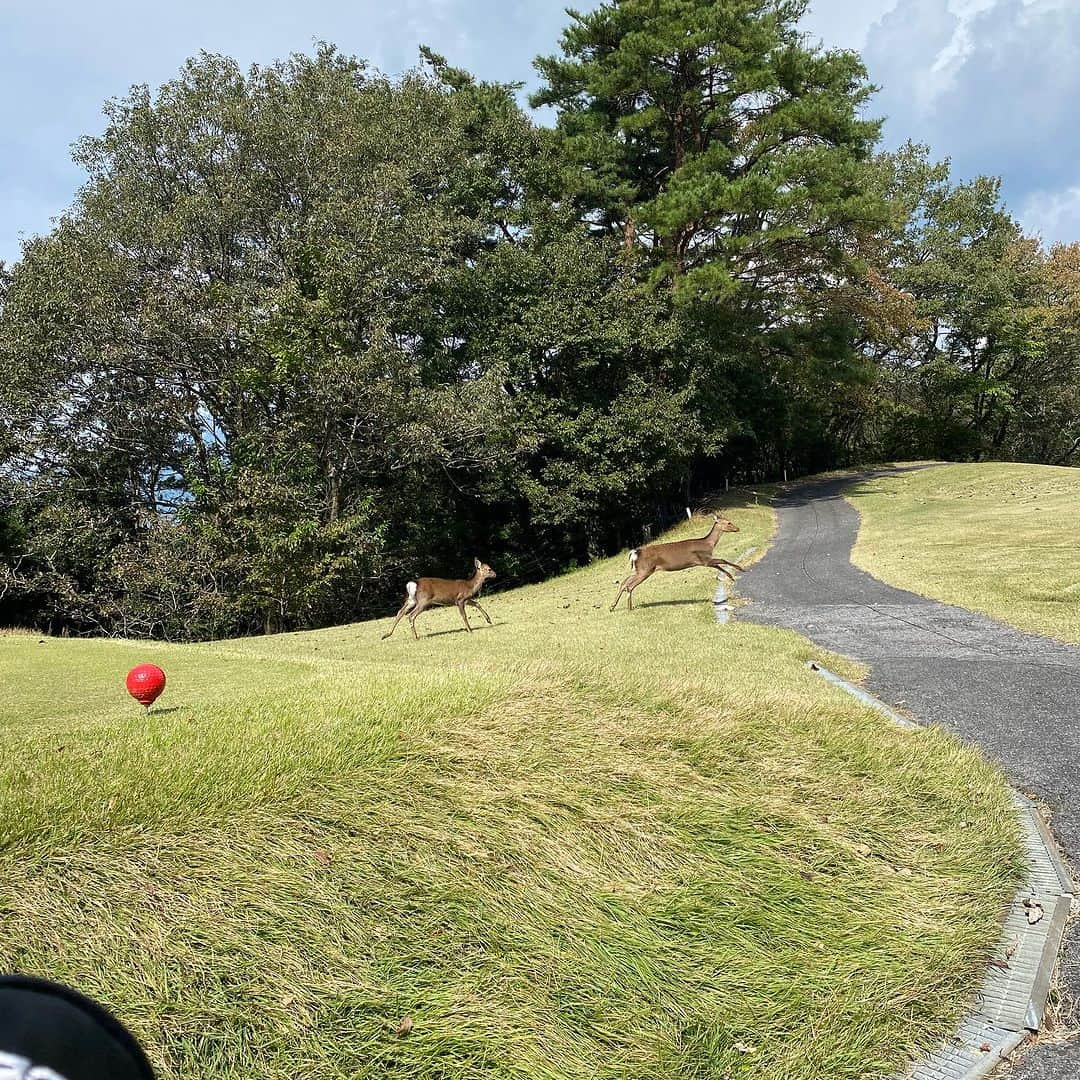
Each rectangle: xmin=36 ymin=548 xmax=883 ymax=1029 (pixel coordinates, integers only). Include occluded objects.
xmin=406 ymin=581 xmax=417 ymax=600
xmin=629 ymin=549 xmax=639 ymax=569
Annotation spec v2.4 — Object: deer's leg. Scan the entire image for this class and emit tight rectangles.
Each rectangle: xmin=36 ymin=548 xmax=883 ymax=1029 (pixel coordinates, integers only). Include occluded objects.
xmin=468 ymin=599 xmax=492 ymax=625
xmin=382 ymin=598 xmax=417 ymax=640
xmin=708 ymin=559 xmax=737 ymax=583
xmin=610 ymin=573 xmax=638 ymax=612
xmin=712 ymin=558 xmax=745 ymax=573
xmin=623 ymin=567 xmax=654 ymax=611
xmin=456 ymin=600 xmax=473 ymax=633
xmin=407 ymin=599 xmax=431 ymax=640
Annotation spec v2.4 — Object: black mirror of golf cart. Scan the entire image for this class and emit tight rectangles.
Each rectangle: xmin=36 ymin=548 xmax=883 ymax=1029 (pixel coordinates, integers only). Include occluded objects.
xmin=0 ymin=976 xmax=153 ymax=1079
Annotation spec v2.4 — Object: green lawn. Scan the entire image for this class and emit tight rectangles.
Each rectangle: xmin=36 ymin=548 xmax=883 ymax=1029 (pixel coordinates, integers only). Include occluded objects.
xmin=0 ymin=499 xmax=1022 ymax=1079
xmin=849 ymin=462 xmax=1080 ymax=644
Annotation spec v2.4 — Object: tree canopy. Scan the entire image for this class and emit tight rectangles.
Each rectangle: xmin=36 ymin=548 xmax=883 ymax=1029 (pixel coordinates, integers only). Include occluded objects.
xmin=533 ymin=0 xmax=882 ymax=301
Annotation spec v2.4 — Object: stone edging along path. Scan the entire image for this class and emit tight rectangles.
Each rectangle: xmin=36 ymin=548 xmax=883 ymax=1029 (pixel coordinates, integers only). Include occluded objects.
xmin=716 ymin=551 xmax=1074 ymax=1076
xmin=808 ymin=662 xmax=1072 ymax=1080
xmin=719 ymin=471 xmax=1080 ymax=1079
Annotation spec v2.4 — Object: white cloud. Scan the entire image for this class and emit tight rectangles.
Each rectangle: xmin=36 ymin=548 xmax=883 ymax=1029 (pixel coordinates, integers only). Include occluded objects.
xmin=922 ymin=0 xmax=994 ymax=100
xmin=1020 ymin=187 xmax=1080 ymax=245
xmin=863 ymin=0 xmax=1080 ymax=242
xmin=800 ymin=0 xmax=900 ymax=51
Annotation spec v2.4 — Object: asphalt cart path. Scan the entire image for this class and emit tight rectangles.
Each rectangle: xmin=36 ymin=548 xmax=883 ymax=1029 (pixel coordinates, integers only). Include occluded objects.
xmin=737 ymin=471 xmax=1080 ymax=1079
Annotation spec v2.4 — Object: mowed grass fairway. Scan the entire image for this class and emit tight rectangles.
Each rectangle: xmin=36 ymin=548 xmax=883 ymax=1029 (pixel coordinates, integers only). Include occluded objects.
xmin=849 ymin=462 xmax=1080 ymax=644
xmin=1 ymin=503 xmax=1022 ymax=1079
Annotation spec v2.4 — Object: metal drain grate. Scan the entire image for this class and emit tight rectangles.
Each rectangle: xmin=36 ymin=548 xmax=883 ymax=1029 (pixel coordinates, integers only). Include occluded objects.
xmin=906 ymin=1016 xmax=1026 ymax=1079
xmin=802 ymin=664 xmax=1075 ymax=1080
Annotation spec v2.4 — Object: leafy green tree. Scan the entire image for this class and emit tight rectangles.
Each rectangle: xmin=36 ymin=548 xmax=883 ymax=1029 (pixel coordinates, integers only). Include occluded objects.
xmin=439 ymin=218 xmax=704 ymax=569
xmin=533 ymin=0 xmax=881 ymax=298
xmin=1 ymin=43 xmax=704 ymax=635
xmin=533 ymin=0 xmax=888 ymax=480
xmin=0 ymin=48 xmax=525 ymax=635
xmin=859 ymin=144 xmax=1066 ymax=462
xmin=1021 ymin=243 xmax=1080 ymax=464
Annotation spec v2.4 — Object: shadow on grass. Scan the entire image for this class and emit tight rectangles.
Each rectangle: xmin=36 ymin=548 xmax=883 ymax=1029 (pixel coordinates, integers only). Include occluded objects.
xmin=634 ymin=598 xmax=713 ymax=609
xmin=419 ymin=621 xmax=509 ymax=639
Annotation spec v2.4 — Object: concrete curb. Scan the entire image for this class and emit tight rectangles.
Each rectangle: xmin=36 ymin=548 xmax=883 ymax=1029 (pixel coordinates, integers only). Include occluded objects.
xmin=806 ymin=662 xmax=1075 ymax=1080
xmin=808 ymin=660 xmax=920 ymax=730
xmin=713 ymin=546 xmax=758 ymax=624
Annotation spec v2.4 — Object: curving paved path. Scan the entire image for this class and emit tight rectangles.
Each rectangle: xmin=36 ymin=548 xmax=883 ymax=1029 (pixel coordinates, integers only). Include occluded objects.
xmin=737 ymin=470 xmax=1080 ymax=1079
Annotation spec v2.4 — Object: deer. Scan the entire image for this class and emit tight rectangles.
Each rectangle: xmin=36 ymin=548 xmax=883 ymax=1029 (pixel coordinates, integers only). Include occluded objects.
xmin=610 ymin=513 xmax=742 ymax=612
xmin=382 ymin=558 xmax=497 ymax=640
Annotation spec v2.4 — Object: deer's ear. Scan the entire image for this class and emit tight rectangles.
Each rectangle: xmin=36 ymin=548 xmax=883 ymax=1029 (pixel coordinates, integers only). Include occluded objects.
xmin=474 ymin=557 xmax=482 ymax=569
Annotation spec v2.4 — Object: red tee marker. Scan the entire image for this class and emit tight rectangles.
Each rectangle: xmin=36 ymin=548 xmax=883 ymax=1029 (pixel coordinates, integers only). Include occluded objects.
xmin=125 ymin=664 xmax=166 ymax=710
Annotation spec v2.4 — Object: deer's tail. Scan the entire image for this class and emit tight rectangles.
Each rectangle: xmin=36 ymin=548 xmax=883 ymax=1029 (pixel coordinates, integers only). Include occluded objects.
xmin=406 ymin=581 xmax=418 ymax=600
xmin=628 ymin=549 xmax=639 ymax=570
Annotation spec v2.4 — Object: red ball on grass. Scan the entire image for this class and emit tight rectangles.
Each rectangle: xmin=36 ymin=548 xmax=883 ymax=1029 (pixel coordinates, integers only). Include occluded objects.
xmin=125 ymin=664 xmax=166 ymax=708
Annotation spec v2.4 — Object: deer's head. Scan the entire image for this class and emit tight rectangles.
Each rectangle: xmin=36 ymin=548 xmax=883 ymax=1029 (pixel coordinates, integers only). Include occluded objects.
xmin=473 ymin=558 xmax=497 ymax=581
xmin=713 ymin=513 xmax=740 ymax=534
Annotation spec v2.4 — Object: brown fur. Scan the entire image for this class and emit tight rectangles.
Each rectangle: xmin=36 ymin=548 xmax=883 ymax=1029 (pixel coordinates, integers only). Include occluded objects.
xmin=383 ymin=558 xmax=496 ymax=640
xmin=610 ymin=514 xmax=741 ymax=612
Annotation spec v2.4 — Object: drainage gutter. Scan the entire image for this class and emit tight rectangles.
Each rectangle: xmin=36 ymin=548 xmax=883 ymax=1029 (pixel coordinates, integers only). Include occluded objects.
xmin=805 ymin=662 xmax=1075 ymax=1080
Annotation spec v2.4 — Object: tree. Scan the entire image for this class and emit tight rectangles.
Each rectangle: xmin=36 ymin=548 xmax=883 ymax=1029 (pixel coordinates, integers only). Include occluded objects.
xmin=439 ymin=217 xmax=705 ymax=569
xmin=533 ymin=0 xmax=888 ymax=480
xmin=533 ymin=0 xmax=881 ymax=300
xmin=0 ymin=48 xmax=523 ymax=636
xmin=859 ymin=144 xmax=1073 ymax=463
xmin=973 ymin=240 xmax=1080 ymax=466
xmin=0 ymin=44 xmax=701 ymax=636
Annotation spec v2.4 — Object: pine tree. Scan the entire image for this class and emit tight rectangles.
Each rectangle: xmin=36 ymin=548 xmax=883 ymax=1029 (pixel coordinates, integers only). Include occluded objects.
xmin=533 ymin=0 xmax=883 ymax=306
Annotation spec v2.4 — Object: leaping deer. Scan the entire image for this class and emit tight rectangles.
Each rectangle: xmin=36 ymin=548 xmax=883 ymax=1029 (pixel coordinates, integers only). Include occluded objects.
xmin=610 ymin=514 xmax=742 ymax=612
xmin=383 ymin=558 xmax=497 ymax=640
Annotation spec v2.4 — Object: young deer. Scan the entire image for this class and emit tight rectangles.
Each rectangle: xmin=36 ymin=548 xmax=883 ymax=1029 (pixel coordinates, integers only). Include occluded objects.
xmin=610 ymin=514 xmax=741 ymax=612
xmin=382 ymin=558 xmax=496 ymax=640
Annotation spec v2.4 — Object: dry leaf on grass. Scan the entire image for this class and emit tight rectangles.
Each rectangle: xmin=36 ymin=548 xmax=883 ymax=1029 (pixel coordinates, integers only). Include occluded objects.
xmin=395 ymin=1017 xmax=414 ymax=1036
xmin=313 ymin=849 xmax=332 ymax=866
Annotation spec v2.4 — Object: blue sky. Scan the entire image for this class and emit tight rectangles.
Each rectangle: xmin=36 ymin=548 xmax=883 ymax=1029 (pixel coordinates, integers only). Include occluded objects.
xmin=2 ymin=0 xmax=1079 ymax=265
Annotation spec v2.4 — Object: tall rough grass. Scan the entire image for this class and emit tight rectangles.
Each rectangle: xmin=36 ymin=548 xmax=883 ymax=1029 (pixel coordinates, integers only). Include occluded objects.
xmin=0 ymin=500 xmax=1022 ymax=1078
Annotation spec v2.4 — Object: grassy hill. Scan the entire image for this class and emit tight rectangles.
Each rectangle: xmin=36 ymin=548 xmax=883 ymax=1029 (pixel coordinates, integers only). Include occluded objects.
xmin=0 ymin=502 xmax=1022 ymax=1079
xmin=848 ymin=462 xmax=1080 ymax=644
